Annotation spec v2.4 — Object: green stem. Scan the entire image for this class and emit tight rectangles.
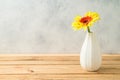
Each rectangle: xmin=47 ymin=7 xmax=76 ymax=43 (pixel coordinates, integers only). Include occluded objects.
xmin=87 ymin=26 xmax=91 ymax=33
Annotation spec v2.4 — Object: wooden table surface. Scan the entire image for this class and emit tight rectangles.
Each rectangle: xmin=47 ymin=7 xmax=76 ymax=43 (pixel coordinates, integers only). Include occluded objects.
xmin=0 ymin=54 xmax=120 ymax=80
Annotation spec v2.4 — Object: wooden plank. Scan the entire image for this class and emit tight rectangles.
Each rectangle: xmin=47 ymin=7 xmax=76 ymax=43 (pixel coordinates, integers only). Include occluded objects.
xmin=0 ymin=54 xmax=120 ymax=61
xmin=0 ymin=74 xmax=120 ymax=80
xmin=0 ymin=65 xmax=119 ymax=74
xmin=0 ymin=61 xmax=79 ymax=65
xmin=0 ymin=55 xmax=79 ymax=61
xmin=0 ymin=61 xmax=119 ymax=65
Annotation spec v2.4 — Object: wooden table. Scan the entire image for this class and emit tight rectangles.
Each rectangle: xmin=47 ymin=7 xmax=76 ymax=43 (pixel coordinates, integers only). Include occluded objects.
xmin=0 ymin=54 xmax=119 ymax=80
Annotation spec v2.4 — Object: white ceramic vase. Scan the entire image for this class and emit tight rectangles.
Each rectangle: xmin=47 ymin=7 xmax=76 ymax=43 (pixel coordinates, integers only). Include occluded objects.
xmin=80 ymin=32 xmax=101 ymax=71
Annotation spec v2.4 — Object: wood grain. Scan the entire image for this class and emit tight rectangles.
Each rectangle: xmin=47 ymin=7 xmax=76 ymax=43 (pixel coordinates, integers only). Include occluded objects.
xmin=0 ymin=54 xmax=119 ymax=80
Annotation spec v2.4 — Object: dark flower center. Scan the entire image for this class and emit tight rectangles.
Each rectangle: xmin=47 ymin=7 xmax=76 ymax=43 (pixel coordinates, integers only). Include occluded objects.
xmin=80 ymin=16 xmax=92 ymax=24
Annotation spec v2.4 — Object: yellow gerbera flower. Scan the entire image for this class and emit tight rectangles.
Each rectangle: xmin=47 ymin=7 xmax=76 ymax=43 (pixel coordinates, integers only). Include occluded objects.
xmin=72 ymin=12 xmax=100 ymax=32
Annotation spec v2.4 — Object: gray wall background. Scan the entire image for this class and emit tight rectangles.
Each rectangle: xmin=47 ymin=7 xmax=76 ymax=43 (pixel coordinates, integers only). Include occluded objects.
xmin=0 ymin=0 xmax=120 ymax=53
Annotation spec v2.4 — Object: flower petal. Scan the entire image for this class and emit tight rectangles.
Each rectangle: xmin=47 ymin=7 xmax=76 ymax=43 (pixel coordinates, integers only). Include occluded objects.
xmin=74 ymin=16 xmax=81 ymax=22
